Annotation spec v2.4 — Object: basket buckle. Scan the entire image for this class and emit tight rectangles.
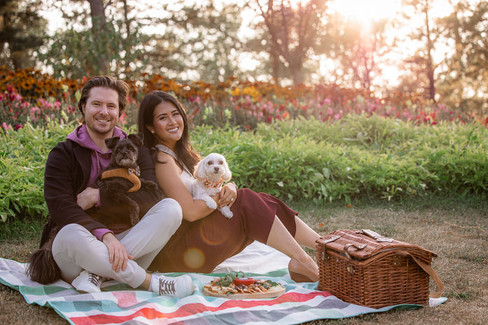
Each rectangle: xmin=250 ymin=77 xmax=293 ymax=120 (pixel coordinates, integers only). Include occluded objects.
xmin=322 ymin=235 xmax=341 ymax=244
xmin=362 ymin=229 xmax=394 ymax=242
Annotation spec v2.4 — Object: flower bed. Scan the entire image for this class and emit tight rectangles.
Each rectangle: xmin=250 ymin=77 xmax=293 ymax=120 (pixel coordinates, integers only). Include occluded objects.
xmin=1 ymin=67 xmax=487 ymax=131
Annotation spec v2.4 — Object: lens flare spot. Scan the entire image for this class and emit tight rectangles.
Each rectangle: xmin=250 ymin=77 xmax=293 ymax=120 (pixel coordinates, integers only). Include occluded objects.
xmin=183 ymin=248 xmax=205 ymax=270
xmin=199 ymin=227 xmax=230 ymax=246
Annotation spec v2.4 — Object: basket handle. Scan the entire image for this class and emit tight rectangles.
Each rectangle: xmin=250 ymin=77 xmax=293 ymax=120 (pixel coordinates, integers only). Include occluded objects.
xmin=343 ymin=243 xmax=367 ymax=259
xmin=398 ymin=251 xmax=444 ymax=298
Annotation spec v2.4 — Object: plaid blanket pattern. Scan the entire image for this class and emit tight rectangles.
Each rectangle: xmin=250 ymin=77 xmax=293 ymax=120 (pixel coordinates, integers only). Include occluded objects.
xmin=0 ymin=258 xmax=446 ymax=324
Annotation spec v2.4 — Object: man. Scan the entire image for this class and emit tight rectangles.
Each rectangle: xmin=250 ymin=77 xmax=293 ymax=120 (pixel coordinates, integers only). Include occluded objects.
xmin=36 ymin=76 xmax=193 ymax=298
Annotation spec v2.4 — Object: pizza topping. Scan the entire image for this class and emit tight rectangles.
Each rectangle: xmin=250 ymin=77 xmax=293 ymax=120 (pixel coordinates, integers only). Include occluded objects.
xmin=204 ymin=272 xmax=282 ymax=296
xmin=233 ymin=277 xmax=255 ymax=286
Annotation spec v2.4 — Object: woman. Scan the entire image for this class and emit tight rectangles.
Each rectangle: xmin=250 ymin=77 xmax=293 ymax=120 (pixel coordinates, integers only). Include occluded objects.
xmin=138 ymin=90 xmax=320 ymax=282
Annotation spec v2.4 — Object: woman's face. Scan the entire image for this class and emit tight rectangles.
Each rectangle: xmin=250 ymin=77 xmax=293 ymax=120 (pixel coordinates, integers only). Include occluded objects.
xmin=147 ymin=101 xmax=184 ymax=149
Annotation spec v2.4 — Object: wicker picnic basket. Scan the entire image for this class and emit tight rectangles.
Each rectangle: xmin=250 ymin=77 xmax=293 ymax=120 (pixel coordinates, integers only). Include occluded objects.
xmin=315 ymin=229 xmax=444 ymax=308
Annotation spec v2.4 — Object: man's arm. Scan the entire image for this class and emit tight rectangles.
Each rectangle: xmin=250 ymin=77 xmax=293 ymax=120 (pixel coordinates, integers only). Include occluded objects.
xmin=44 ymin=142 xmax=107 ymax=231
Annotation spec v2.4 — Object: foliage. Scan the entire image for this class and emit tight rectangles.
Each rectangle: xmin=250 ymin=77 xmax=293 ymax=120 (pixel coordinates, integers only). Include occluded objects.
xmin=192 ymin=117 xmax=488 ymax=203
xmin=38 ymin=18 xmax=150 ymax=80
xmin=0 ymin=121 xmax=73 ymax=221
xmin=2 ymin=115 xmax=486 ymax=221
xmin=437 ymin=0 xmax=488 ymax=115
xmin=147 ymin=1 xmax=245 ymax=83
xmin=251 ymin=0 xmax=328 ymax=85
xmin=322 ymin=14 xmax=389 ymax=92
xmin=0 ymin=0 xmax=47 ymax=69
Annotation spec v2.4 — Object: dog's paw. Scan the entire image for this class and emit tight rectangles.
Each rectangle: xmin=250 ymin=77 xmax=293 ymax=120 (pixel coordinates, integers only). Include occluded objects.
xmin=141 ymin=180 xmax=158 ymax=191
xmin=219 ymin=206 xmax=233 ymax=219
xmin=194 ymin=194 xmax=218 ymax=210
xmin=129 ymin=206 xmax=140 ymax=226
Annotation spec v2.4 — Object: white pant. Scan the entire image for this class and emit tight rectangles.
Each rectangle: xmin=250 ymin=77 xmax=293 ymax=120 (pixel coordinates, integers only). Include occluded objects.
xmin=52 ymin=198 xmax=182 ymax=288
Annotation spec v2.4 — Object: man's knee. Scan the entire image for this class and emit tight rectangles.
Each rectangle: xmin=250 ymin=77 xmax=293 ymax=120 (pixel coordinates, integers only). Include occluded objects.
xmin=152 ymin=198 xmax=183 ymax=228
xmin=52 ymin=223 xmax=92 ymax=253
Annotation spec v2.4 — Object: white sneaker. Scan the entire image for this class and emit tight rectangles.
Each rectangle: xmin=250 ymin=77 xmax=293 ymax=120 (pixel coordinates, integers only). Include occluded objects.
xmin=151 ymin=274 xmax=194 ymax=298
xmin=72 ymin=270 xmax=104 ymax=293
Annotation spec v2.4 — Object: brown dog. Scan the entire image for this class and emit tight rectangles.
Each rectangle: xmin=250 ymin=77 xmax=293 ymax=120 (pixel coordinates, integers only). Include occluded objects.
xmin=95 ymin=133 xmax=160 ymax=227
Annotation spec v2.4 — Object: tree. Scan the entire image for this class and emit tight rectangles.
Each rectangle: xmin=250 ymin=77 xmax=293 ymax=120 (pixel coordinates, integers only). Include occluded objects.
xmin=321 ymin=14 xmax=389 ymax=92
xmin=38 ymin=0 xmax=149 ymax=79
xmin=252 ymin=0 xmax=329 ymax=85
xmin=0 ymin=0 xmax=47 ymax=69
xmin=144 ymin=0 xmax=245 ymax=83
xmin=397 ymin=0 xmax=440 ymax=101
xmin=436 ymin=0 xmax=488 ymax=114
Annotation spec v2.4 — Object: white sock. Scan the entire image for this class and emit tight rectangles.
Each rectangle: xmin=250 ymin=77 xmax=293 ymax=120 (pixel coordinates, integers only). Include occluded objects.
xmin=149 ymin=274 xmax=158 ymax=293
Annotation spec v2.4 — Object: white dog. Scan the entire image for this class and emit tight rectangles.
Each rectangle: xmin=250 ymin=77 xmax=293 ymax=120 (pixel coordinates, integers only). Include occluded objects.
xmin=192 ymin=153 xmax=233 ymax=218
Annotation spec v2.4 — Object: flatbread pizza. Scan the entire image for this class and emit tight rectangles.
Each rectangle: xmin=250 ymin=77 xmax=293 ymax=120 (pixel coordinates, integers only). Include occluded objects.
xmin=203 ymin=271 xmax=286 ymax=299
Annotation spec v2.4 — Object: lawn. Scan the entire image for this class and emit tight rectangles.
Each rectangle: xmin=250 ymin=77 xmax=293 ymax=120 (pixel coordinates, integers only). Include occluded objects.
xmin=1 ymin=195 xmax=487 ymax=324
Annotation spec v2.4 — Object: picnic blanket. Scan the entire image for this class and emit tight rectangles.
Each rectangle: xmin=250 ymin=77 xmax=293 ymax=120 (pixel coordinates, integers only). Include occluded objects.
xmin=0 ymin=255 xmax=446 ymax=325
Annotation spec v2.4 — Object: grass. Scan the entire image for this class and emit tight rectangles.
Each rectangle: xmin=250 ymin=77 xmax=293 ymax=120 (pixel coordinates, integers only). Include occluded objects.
xmin=1 ymin=195 xmax=487 ymax=324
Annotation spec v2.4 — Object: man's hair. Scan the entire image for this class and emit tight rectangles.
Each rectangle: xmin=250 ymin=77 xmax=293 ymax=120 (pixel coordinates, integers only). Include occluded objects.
xmin=77 ymin=76 xmax=130 ymax=120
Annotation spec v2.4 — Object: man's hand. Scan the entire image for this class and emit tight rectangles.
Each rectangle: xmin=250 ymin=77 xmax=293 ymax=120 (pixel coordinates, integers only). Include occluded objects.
xmin=77 ymin=187 xmax=100 ymax=210
xmin=102 ymin=232 xmax=133 ymax=272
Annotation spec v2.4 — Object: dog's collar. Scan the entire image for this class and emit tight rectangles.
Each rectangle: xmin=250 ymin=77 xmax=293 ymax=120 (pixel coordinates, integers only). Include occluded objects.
xmin=202 ymin=179 xmax=223 ymax=188
xmin=101 ymin=167 xmax=141 ymax=192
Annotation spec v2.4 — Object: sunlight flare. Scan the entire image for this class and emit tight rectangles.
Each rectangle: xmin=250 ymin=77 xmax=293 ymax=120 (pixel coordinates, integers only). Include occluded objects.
xmin=329 ymin=0 xmax=401 ymax=26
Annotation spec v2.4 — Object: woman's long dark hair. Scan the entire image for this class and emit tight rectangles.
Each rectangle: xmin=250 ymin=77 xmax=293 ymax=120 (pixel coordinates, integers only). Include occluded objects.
xmin=137 ymin=91 xmax=200 ymax=173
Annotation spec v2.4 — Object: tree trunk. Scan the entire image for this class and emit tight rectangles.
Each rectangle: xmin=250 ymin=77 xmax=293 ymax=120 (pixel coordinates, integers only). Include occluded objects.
xmin=424 ymin=0 xmax=436 ymax=101
xmin=290 ymin=56 xmax=304 ymax=85
xmin=122 ymin=0 xmax=131 ymax=75
xmin=271 ymin=43 xmax=280 ymax=84
xmin=87 ymin=0 xmax=108 ymax=74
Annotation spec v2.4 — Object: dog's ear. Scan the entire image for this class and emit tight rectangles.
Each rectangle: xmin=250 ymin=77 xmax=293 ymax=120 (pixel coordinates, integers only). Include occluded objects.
xmin=222 ymin=158 xmax=232 ymax=182
xmin=193 ymin=159 xmax=207 ymax=181
xmin=128 ymin=133 xmax=144 ymax=148
xmin=105 ymin=136 xmax=120 ymax=150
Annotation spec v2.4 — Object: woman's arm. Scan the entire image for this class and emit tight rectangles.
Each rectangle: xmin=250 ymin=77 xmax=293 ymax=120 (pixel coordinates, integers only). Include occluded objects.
xmin=154 ymin=151 xmax=215 ymax=222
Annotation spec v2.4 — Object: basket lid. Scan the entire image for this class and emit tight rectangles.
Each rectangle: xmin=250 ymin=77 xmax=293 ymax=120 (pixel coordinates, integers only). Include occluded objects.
xmin=316 ymin=229 xmax=437 ymax=261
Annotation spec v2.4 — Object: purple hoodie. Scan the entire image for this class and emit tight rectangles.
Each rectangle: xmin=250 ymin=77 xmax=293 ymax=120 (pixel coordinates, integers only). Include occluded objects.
xmin=67 ymin=124 xmax=127 ymax=187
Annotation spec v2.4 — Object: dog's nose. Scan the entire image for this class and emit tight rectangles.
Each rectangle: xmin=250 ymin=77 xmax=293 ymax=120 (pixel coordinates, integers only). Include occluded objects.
xmin=214 ymin=166 xmax=220 ymax=172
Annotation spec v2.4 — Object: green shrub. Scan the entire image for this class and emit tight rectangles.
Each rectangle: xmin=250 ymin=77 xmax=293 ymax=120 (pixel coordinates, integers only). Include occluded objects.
xmin=1 ymin=116 xmax=487 ymax=221
xmin=0 ymin=121 xmax=73 ymax=221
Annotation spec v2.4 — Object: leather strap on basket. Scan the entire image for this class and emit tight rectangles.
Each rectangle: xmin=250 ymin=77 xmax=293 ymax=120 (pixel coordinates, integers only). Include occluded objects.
xmin=397 ymin=251 xmax=444 ymax=298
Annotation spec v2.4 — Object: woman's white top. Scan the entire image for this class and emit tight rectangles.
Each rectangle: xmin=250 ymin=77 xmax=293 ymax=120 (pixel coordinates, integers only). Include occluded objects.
xmin=154 ymin=144 xmax=194 ymax=192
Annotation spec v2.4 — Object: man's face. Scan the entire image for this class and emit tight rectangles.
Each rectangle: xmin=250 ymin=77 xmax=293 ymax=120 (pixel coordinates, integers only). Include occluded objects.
xmin=82 ymin=87 xmax=120 ymax=138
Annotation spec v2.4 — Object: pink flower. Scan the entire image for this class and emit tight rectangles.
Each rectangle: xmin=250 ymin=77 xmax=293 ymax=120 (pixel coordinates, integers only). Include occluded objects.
xmin=30 ymin=106 xmax=41 ymax=122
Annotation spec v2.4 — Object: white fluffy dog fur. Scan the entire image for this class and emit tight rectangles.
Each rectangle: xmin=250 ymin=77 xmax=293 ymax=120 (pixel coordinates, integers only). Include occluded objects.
xmin=192 ymin=153 xmax=233 ymax=218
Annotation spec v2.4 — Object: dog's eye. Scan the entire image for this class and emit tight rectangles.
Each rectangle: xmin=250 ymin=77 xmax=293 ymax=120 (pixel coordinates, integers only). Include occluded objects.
xmin=218 ymin=160 xmax=224 ymax=165
xmin=207 ymin=160 xmax=213 ymax=165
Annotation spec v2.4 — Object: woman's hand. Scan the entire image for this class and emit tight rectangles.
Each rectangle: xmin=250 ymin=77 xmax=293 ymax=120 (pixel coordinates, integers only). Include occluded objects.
xmin=102 ymin=233 xmax=133 ymax=272
xmin=77 ymin=187 xmax=99 ymax=210
xmin=218 ymin=182 xmax=237 ymax=207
